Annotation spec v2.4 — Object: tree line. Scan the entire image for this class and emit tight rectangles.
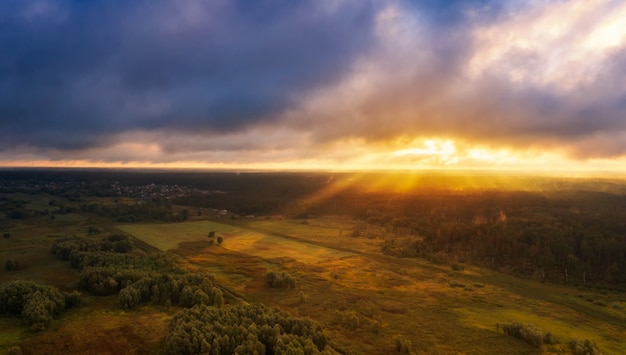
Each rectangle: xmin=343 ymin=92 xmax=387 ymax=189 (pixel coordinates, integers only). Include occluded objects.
xmin=356 ymin=191 xmax=626 ymax=287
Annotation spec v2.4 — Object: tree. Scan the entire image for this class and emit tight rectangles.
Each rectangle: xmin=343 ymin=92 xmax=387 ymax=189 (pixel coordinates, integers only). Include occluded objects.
xmin=118 ymin=286 xmax=141 ymax=309
xmin=217 ymin=236 xmax=223 ymax=245
xmin=5 ymin=259 xmax=24 ymax=271
xmin=265 ymin=271 xmax=296 ymax=289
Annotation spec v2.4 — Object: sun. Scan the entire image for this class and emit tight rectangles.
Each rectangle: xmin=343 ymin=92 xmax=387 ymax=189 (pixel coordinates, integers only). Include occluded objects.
xmin=389 ymin=138 xmax=523 ymax=170
xmin=393 ymin=139 xmax=458 ymax=165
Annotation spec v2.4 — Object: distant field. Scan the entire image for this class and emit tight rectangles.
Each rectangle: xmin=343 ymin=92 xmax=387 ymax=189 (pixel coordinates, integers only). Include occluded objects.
xmin=237 ymin=216 xmax=382 ymax=254
xmin=118 ymin=220 xmax=354 ymax=264
xmin=0 ymin=193 xmax=55 ymax=212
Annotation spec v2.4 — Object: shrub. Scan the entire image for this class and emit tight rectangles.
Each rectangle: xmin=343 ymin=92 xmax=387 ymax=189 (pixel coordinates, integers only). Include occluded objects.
xmin=265 ymin=271 xmax=296 ymax=289
xmin=5 ymin=258 xmax=25 ymax=271
xmin=499 ymin=322 xmax=550 ymax=348
xmin=333 ymin=310 xmax=360 ymax=331
xmin=569 ymin=339 xmax=603 ymax=355
xmin=393 ymin=335 xmax=412 ymax=354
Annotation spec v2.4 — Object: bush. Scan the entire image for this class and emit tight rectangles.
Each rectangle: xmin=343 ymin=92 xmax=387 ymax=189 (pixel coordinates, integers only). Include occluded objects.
xmin=118 ymin=286 xmax=141 ymax=309
xmin=569 ymin=339 xmax=603 ymax=355
xmin=333 ymin=310 xmax=360 ymax=331
xmin=393 ymin=335 xmax=412 ymax=354
xmin=63 ymin=291 xmax=82 ymax=308
xmin=265 ymin=271 xmax=296 ymax=289
xmin=5 ymin=258 xmax=25 ymax=271
xmin=499 ymin=322 xmax=549 ymax=348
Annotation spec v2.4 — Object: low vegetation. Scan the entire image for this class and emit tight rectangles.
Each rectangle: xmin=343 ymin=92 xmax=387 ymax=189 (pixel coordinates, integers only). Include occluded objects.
xmin=265 ymin=271 xmax=296 ymax=289
xmin=498 ymin=322 xmax=604 ymax=354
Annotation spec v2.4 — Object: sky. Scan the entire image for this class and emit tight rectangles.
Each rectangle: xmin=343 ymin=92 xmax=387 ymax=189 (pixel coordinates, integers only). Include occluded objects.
xmin=1 ymin=0 xmax=626 ymax=173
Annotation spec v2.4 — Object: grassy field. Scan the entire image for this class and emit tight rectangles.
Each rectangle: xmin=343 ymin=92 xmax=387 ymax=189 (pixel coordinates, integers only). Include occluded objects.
xmin=16 ymin=296 xmax=171 ymax=355
xmin=119 ymin=219 xmax=355 ymax=264
xmin=0 ymin=223 xmax=81 ymax=291
xmin=237 ymin=216 xmax=382 ymax=254
xmin=161 ymin=217 xmax=626 ymax=354
xmin=0 ymin=193 xmax=55 ymax=213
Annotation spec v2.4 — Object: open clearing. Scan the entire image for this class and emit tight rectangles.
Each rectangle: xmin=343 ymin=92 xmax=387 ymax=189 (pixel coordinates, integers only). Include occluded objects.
xmin=165 ymin=218 xmax=626 ymax=354
xmin=118 ymin=220 xmax=354 ymax=264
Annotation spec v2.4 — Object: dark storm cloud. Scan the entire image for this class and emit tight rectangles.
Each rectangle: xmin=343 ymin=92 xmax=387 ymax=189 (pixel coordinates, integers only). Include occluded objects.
xmin=0 ymin=0 xmax=379 ymax=150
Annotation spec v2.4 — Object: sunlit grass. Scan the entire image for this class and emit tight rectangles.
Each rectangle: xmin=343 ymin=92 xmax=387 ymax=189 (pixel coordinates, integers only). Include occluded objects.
xmin=0 ymin=317 xmax=24 ymax=352
xmin=169 ymin=217 xmax=626 ymax=354
xmin=119 ymin=220 xmax=354 ymax=264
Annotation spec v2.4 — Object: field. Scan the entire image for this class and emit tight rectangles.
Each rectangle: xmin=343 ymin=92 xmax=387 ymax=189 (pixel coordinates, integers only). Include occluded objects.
xmin=118 ymin=216 xmax=626 ymax=354
xmin=119 ymin=220 xmax=355 ymax=264
xmin=17 ymin=296 xmax=170 ymax=354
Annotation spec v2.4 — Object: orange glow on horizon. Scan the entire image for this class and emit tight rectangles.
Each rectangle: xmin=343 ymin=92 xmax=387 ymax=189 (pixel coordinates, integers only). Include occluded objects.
xmin=1 ymin=137 xmax=626 ymax=177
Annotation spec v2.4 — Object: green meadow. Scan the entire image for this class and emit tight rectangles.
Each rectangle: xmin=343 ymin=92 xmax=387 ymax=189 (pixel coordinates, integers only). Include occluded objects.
xmin=119 ymin=219 xmax=354 ymax=264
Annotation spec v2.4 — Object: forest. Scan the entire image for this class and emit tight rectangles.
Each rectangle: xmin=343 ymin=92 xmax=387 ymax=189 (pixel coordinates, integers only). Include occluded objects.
xmin=358 ymin=190 xmax=626 ymax=287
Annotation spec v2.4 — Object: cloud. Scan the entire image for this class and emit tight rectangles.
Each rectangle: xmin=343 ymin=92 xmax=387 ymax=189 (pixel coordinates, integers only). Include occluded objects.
xmin=0 ymin=0 xmax=379 ymax=150
xmin=285 ymin=0 xmax=626 ymax=158
xmin=1 ymin=0 xmax=626 ymax=167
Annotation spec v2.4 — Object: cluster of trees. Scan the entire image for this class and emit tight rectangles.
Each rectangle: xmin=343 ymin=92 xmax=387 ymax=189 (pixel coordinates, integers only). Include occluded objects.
xmin=161 ymin=303 xmax=333 ymax=354
xmin=0 ymin=197 xmax=33 ymax=219
xmin=78 ymin=201 xmax=188 ymax=223
xmin=568 ymin=339 xmax=604 ymax=355
xmin=51 ymin=234 xmax=132 ymax=261
xmin=498 ymin=322 xmax=602 ymax=354
xmin=265 ymin=271 xmax=296 ymax=289
xmin=332 ymin=310 xmax=360 ymax=332
xmin=51 ymin=235 xmax=224 ymax=310
xmin=0 ymin=280 xmax=81 ymax=331
xmin=498 ymin=322 xmax=554 ymax=348
xmin=361 ymin=191 xmax=626 ymax=286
